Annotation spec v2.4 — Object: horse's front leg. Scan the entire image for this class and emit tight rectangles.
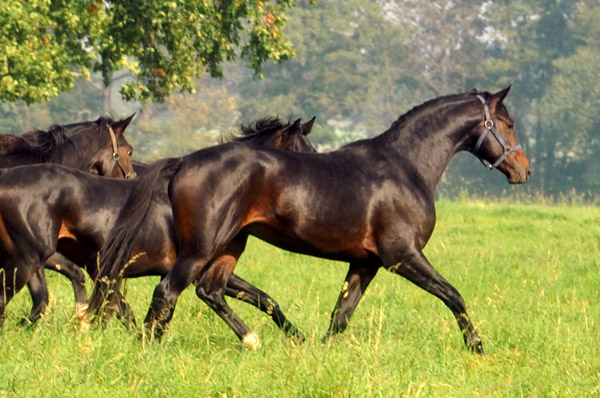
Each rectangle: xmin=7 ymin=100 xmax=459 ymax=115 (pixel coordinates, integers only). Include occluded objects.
xmin=386 ymin=247 xmax=484 ymax=354
xmin=22 ymin=267 xmax=49 ymax=325
xmin=0 ymin=263 xmax=37 ymax=328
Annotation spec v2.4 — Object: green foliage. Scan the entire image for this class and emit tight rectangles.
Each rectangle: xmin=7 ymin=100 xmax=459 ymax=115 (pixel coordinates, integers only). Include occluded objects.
xmin=0 ymin=1 xmax=96 ymax=103
xmin=0 ymin=202 xmax=598 ymax=396
xmin=0 ymin=0 xmax=299 ymax=103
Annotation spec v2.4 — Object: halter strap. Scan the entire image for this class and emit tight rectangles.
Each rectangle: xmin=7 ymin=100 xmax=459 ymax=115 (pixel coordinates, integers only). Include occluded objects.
xmin=107 ymin=125 xmax=134 ymax=179
xmin=472 ymin=95 xmax=522 ymax=170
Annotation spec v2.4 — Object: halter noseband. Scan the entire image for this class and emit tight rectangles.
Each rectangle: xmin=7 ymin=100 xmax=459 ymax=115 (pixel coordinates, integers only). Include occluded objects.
xmin=107 ymin=126 xmax=134 ymax=179
xmin=472 ymin=95 xmax=521 ymax=170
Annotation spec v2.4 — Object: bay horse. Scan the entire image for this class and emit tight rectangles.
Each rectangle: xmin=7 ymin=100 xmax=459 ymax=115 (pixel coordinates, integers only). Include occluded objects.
xmin=0 ymin=115 xmax=136 ymax=178
xmin=1 ymin=118 xmax=315 ymax=331
xmin=92 ymin=87 xmax=530 ymax=353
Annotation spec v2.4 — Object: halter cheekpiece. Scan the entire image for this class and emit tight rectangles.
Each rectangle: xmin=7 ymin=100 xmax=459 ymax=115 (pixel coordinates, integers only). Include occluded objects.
xmin=472 ymin=95 xmax=521 ymax=169
xmin=107 ymin=125 xmax=134 ymax=178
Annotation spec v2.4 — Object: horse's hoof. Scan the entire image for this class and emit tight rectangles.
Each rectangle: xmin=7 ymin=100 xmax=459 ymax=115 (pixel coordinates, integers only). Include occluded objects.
xmin=242 ymin=332 xmax=261 ymax=350
xmin=470 ymin=341 xmax=485 ymax=355
xmin=18 ymin=317 xmax=34 ymax=327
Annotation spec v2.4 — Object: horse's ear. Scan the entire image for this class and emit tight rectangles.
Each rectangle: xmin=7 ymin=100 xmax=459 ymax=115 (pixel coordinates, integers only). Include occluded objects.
xmin=112 ymin=113 xmax=136 ymax=135
xmin=291 ymin=118 xmax=302 ymax=130
xmin=301 ymin=116 xmax=316 ymax=136
xmin=490 ymin=85 xmax=511 ymax=109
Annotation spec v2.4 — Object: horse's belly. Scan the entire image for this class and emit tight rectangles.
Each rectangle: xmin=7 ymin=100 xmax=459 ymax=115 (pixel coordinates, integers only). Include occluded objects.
xmin=246 ymin=221 xmax=373 ymax=262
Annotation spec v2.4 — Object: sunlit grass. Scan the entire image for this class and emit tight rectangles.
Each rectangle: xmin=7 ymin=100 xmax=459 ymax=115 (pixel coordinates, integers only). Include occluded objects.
xmin=0 ymin=202 xmax=599 ymax=397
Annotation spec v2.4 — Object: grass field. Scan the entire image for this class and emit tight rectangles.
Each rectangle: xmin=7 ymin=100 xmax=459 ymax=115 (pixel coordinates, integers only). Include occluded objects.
xmin=0 ymin=201 xmax=598 ymax=397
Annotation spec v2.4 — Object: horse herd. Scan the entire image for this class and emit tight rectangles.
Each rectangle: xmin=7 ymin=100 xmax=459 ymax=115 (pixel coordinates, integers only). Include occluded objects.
xmin=0 ymin=87 xmax=530 ymax=355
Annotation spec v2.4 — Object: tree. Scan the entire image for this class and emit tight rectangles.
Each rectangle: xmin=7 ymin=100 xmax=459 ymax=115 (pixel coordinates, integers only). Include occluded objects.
xmin=236 ymin=0 xmax=419 ymax=147
xmin=0 ymin=0 xmax=301 ymax=104
xmin=133 ymin=78 xmax=239 ymax=160
xmin=536 ymin=0 xmax=600 ymax=195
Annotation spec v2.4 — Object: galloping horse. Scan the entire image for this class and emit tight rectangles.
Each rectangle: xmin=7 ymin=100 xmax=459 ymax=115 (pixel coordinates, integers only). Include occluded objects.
xmin=0 ymin=118 xmax=315 ymax=329
xmin=0 ymin=115 xmax=137 ymax=324
xmin=93 ymin=88 xmax=530 ymax=353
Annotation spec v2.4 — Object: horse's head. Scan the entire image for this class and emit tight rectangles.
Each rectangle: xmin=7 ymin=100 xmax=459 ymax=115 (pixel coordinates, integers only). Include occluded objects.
xmin=470 ymin=87 xmax=530 ymax=184
xmin=0 ymin=135 xmax=30 ymax=156
xmin=88 ymin=114 xmax=137 ymax=179
xmin=279 ymin=117 xmax=318 ymax=153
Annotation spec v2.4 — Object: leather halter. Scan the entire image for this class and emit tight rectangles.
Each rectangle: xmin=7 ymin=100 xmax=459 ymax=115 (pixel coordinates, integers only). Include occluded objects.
xmin=107 ymin=126 xmax=134 ymax=179
xmin=472 ymin=95 xmax=522 ymax=170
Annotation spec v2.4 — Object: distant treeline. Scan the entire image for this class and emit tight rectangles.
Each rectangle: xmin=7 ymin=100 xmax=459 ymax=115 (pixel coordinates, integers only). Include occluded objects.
xmin=1 ymin=0 xmax=597 ymax=201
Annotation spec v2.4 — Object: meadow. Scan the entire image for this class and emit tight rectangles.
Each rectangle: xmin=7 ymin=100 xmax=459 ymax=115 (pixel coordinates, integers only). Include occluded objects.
xmin=0 ymin=201 xmax=598 ymax=397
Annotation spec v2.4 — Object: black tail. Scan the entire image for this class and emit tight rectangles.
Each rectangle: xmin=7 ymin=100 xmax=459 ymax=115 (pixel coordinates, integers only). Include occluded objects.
xmin=87 ymin=157 xmax=182 ymax=320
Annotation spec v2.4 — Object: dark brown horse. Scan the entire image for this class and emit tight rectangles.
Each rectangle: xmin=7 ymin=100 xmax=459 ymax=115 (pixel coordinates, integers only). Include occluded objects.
xmin=0 ymin=115 xmax=137 ymax=324
xmin=0 ymin=115 xmax=137 ymax=325
xmin=91 ymin=88 xmax=530 ymax=353
xmin=3 ymin=118 xmax=315 ymax=330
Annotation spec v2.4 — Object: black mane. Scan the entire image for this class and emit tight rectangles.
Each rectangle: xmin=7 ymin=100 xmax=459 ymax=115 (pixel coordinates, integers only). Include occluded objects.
xmin=365 ymin=90 xmax=488 ymax=148
xmin=226 ymin=117 xmax=290 ymax=144
xmin=19 ymin=125 xmax=73 ymax=161
xmin=2 ymin=116 xmax=117 ymax=165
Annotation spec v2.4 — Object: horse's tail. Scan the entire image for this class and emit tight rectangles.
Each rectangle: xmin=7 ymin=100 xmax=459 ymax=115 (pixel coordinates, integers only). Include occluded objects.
xmin=87 ymin=157 xmax=182 ymax=320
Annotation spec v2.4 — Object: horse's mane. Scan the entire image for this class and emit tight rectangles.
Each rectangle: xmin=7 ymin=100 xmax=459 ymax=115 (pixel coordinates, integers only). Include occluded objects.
xmin=366 ymin=89 xmax=487 ymax=148
xmin=8 ymin=116 xmax=117 ymax=163
xmin=225 ymin=117 xmax=290 ymax=143
xmin=2 ymin=124 xmax=74 ymax=163
xmin=21 ymin=125 xmax=70 ymax=152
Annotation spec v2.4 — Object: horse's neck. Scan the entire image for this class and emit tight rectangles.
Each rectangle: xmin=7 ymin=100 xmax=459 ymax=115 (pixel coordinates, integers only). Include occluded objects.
xmin=378 ymin=105 xmax=478 ymax=192
xmin=61 ymin=133 xmax=95 ymax=170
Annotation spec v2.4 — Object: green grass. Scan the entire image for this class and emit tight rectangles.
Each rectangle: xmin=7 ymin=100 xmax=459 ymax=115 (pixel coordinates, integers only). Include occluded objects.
xmin=1 ymin=201 xmax=599 ymax=397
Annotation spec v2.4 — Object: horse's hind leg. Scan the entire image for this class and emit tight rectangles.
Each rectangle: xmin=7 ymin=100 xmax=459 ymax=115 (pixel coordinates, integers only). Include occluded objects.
xmin=225 ymin=273 xmax=305 ymax=342
xmin=144 ymin=254 xmax=215 ymax=341
xmin=324 ymin=261 xmax=379 ymax=340
xmin=22 ymin=268 xmax=49 ymax=325
xmin=103 ymin=290 xmax=137 ymax=328
xmin=386 ymin=247 xmax=483 ymax=354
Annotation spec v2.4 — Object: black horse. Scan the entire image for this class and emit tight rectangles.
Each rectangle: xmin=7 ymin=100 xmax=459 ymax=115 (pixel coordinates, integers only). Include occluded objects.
xmin=1 ymin=118 xmax=315 ymax=330
xmin=91 ymin=88 xmax=530 ymax=353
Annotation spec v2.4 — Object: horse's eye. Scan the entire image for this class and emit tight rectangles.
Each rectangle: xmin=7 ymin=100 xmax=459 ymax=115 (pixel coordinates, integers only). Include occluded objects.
xmin=127 ymin=150 xmax=133 ymax=156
